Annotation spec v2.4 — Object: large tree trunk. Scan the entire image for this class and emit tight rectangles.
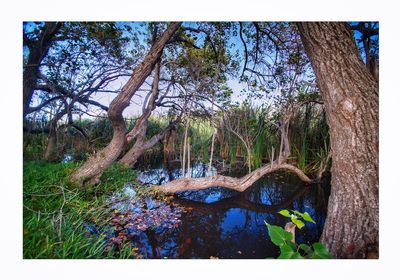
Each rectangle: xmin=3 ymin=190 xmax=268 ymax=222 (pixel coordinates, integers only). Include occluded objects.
xmin=70 ymin=22 xmax=181 ymax=186
xmin=23 ymin=22 xmax=62 ymax=118
xmin=297 ymin=22 xmax=379 ymax=258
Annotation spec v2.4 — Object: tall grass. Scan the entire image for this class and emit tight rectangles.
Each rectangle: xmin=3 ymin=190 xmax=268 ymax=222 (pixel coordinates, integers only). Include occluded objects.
xmin=23 ymin=161 xmax=138 ymax=258
xmin=23 ymin=100 xmax=330 ymax=175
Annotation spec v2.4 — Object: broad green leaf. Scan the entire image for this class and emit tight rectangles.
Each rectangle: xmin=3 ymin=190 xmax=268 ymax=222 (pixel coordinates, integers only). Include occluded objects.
xmin=278 ymin=244 xmax=304 ymax=259
xmin=293 ymin=210 xmax=302 ymax=215
xmin=293 ymin=210 xmax=316 ymax=224
xmin=291 ymin=217 xmax=305 ymax=229
xmin=298 ymin=243 xmax=312 ymax=256
xmin=312 ymin=243 xmax=332 ymax=259
xmin=278 ymin=209 xmax=291 ymax=218
xmin=300 ymin=212 xmax=316 ymax=224
xmin=265 ymin=222 xmax=293 ymax=247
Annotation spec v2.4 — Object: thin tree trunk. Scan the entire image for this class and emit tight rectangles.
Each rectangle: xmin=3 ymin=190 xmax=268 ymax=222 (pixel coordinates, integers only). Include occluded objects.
xmin=163 ymin=128 xmax=176 ymax=164
xmin=208 ymin=130 xmax=216 ymax=172
xmin=70 ymin=22 xmax=181 ymax=186
xmin=297 ymin=22 xmax=379 ymax=258
xmin=182 ymin=109 xmax=191 ymax=177
xmin=208 ymin=99 xmax=216 ymax=173
xmin=208 ymin=60 xmax=220 ymax=173
xmin=44 ymin=125 xmax=57 ymax=161
xmin=187 ymin=139 xmax=191 ymax=178
xmin=43 ymin=105 xmax=68 ymax=161
xmin=246 ymin=145 xmax=252 ymax=173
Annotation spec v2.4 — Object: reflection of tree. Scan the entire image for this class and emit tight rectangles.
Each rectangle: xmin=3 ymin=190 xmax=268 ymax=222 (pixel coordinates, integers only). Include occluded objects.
xmin=175 ymin=185 xmax=308 ymax=213
xmin=138 ymin=162 xmax=214 ymax=185
xmin=133 ymin=164 xmax=330 ymax=258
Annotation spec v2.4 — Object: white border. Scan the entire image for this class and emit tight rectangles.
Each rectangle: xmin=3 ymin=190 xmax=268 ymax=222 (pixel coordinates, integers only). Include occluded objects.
xmin=1 ymin=0 xmax=399 ymax=279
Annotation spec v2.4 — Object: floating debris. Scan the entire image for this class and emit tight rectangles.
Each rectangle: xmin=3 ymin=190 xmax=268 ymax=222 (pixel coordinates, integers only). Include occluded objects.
xmin=88 ymin=184 xmax=186 ymax=256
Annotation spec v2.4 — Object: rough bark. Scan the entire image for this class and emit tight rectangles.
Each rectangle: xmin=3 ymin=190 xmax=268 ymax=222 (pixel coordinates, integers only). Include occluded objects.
xmin=70 ymin=22 xmax=181 ymax=186
xmin=155 ymin=161 xmax=312 ymax=193
xmin=119 ymin=122 xmax=177 ymax=167
xmin=119 ymin=61 xmax=180 ymax=168
xmin=119 ymin=61 xmax=161 ymax=166
xmin=23 ymin=22 xmax=62 ymax=118
xmin=163 ymin=128 xmax=177 ymax=163
xmin=297 ymin=22 xmax=379 ymax=258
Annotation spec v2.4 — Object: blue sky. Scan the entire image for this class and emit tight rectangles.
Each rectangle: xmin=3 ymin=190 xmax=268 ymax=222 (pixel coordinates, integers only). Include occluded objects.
xmin=28 ymin=21 xmax=378 ymax=119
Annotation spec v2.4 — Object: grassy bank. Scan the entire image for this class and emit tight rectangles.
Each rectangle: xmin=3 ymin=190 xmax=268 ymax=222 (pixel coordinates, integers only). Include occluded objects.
xmin=23 ymin=161 xmax=140 ymax=259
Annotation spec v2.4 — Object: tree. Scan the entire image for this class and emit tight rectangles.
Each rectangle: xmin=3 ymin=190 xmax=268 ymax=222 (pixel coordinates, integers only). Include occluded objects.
xmin=23 ymin=22 xmax=62 ymax=118
xmin=24 ymin=22 xmax=134 ymax=161
xmin=296 ymin=22 xmax=378 ymax=258
xmin=23 ymin=22 xmax=132 ymax=118
xmin=70 ymin=22 xmax=182 ymax=186
xmin=350 ymin=22 xmax=379 ymax=80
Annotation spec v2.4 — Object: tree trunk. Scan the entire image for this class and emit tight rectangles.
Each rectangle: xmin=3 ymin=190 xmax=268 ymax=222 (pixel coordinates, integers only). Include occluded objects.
xmin=119 ymin=60 xmax=161 ymax=167
xmin=44 ymin=125 xmax=58 ymax=161
xmin=43 ymin=106 xmax=68 ymax=162
xmin=23 ymin=22 xmax=62 ymax=118
xmin=181 ymin=109 xmax=191 ymax=177
xmin=155 ymin=161 xmax=312 ymax=193
xmin=208 ymin=130 xmax=216 ymax=172
xmin=70 ymin=22 xmax=181 ymax=186
xmin=187 ymin=139 xmax=191 ymax=178
xmin=119 ymin=123 xmax=176 ymax=167
xmin=163 ymin=128 xmax=177 ymax=163
xmin=297 ymin=22 xmax=379 ymax=258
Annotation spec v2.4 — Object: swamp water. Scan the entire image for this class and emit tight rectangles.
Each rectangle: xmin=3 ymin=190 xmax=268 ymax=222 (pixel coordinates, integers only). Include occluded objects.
xmin=109 ymin=161 xmax=331 ymax=259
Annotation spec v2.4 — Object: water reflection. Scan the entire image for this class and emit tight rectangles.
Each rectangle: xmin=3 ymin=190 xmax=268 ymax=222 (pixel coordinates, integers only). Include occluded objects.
xmin=132 ymin=161 xmax=330 ymax=258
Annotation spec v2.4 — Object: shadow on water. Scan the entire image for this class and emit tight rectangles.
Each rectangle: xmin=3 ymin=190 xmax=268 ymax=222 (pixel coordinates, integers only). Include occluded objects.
xmin=129 ymin=159 xmax=331 ymax=259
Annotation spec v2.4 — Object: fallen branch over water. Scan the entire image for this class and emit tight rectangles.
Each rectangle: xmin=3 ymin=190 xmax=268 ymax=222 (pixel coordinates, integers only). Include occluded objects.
xmin=154 ymin=161 xmax=313 ymax=193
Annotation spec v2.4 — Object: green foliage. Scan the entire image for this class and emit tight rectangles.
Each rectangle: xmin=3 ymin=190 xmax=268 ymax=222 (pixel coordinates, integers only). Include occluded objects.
xmin=264 ymin=222 xmax=294 ymax=247
xmin=277 ymin=209 xmax=315 ymax=230
xmin=265 ymin=209 xmax=331 ymax=259
xmin=278 ymin=244 xmax=304 ymax=259
xmin=23 ymin=161 xmax=139 ymax=258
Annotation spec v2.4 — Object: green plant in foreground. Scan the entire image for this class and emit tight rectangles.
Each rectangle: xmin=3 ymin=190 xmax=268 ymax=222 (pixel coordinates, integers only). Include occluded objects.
xmin=23 ymin=161 xmax=139 ymax=258
xmin=265 ymin=209 xmax=332 ymax=259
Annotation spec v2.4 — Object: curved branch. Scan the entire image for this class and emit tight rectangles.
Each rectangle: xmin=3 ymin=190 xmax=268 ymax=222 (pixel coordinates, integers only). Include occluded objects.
xmin=154 ymin=161 xmax=312 ymax=193
xmin=239 ymin=22 xmax=248 ymax=78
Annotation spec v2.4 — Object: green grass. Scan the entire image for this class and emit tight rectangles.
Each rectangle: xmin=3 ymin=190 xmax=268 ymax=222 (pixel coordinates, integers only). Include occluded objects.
xmin=23 ymin=161 xmax=139 ymax=259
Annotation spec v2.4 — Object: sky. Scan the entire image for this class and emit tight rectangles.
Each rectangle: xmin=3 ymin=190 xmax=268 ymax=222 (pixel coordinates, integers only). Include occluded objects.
xmin=68 ymin=22 xmax=253 ymax=118
xmin=27 ymin=21 xmax=378 ymax=121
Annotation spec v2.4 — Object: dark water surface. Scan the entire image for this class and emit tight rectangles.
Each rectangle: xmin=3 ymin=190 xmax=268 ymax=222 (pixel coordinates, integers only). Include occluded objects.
xmin=123 ymin=160 xmax=331 ymax=259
